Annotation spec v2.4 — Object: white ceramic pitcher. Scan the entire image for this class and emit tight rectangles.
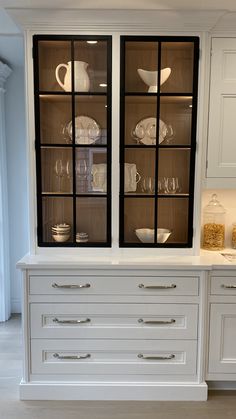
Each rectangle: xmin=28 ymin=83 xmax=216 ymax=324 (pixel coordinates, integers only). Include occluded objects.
xmin=55 ymin=61 xmax=90 ymax=92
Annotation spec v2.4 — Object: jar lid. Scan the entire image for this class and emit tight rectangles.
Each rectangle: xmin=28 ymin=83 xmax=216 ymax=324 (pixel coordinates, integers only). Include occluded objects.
xmin=204 ymin=193 xmax=226 ymax=214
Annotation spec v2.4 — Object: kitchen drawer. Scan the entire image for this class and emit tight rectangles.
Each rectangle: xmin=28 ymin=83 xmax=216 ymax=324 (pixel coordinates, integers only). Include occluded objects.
xmin=210 ymin=276 xmax=236 ymax=295
xmin=29 ymin=275 xmax=199 ymax=296
xmin=30 ymin=303 xmax=198 ymax=340
xmin=31 ymin=339 xmax=197 ymax=376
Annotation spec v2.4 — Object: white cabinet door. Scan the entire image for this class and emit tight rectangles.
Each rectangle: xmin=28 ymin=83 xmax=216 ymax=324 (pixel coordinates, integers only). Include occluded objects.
xmin=208 ymin=304 xmax=236 ymax=374
xmin=207 ymin=38 xmax=236 ymax=178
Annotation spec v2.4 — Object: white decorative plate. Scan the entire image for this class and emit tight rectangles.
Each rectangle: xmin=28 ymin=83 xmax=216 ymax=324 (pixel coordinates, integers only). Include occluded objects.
xmin=134 ymin=117 xmax=167 ymax=145
xmin=65 ymin=115 xmax=101 ymax=144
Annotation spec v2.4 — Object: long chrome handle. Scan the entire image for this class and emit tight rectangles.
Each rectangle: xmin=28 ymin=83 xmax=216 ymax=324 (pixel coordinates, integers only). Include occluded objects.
xmin=138 ymin=284 xmax=176 ymax=289
xmin=53 ymin=353 xmax=91 ymax=360
xmin=53 ymin=318 xmax=91 ymax=324
xmin=221 ymin=284 xmax=236 ymax=289
xmin=138 ymin=354 xmax=175 ymax=360
xmin=138 ymin=318 xmax=176 ymax=325
xmin=52 ymin=283 xmax=90 ymax=289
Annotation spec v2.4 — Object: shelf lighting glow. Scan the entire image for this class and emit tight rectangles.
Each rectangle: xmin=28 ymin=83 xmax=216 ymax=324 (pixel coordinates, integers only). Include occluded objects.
xmin=87 ymin=41 xmax=97 ymax=44
xmin=100 ymin=83 xmax=107 ymax=87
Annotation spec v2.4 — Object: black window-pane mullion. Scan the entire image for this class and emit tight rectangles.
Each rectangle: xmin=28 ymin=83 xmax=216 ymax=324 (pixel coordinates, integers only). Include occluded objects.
xmin=71 ymin=40 xmax=77 ymax=244
xmin=187 ymin=39 xmax=199 ymax=246
xmin=34 ymin=38 xmax=43 ymax=245
xmin=154 ymin=41 xmax=162 ymax=244
xmin=119 ymin=37 xmax=126 ymax=246
xmin=106 ymin=38 xmax=112 ymax=245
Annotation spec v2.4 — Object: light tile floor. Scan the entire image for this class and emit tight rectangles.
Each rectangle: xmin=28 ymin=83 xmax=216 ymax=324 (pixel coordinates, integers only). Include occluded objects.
xmin=1 ymin=315 xmax=236 ymax=419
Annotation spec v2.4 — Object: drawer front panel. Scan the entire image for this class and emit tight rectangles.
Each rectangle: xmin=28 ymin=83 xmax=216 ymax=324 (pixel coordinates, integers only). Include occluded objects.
xmin=29 ymin=275 xmax=199 ymax=296
xmin=30 ymin=303 xmax=198 ymax=340
xmin=31 ymin=339 xmax=197 ymax=376
xmin=210 ymin=276 xmax=236 ymax=295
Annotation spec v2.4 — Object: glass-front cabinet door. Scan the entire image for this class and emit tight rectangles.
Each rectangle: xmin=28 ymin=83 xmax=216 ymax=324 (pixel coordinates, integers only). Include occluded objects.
xmin=120 ymin=36 xmax=199 ymax=247
xmin=33 ymin=35 xmax=112 ymax=246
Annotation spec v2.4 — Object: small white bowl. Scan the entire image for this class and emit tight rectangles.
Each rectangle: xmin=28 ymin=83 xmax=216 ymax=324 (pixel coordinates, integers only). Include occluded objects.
xmin=137 ymin=67 xmax=171 ymax=92
xmin=135 ymin=228 xmax=172 ymax=243
xmin=52 ymin=234 xmax=70 ymax=242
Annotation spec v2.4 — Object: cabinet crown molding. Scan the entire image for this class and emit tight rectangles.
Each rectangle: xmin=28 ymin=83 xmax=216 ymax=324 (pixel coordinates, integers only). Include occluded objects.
xmin=5 ymin=8 xmax=227 ymax=32
xmin=0 ymin=62 xmax=12 ymax=89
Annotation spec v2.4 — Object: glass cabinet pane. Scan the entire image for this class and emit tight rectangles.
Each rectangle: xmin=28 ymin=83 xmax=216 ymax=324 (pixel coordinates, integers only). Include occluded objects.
xmin=38 ymin=40 xmax=71 ymax=92
xmin=76 ymin=148 xmax=107 ymax=195
xmin=34 ymin=35 xmax=111 ymax=247
xmin=75 ymin=96 xmax=107 ymax=145
xmin=120 ymin=36 xmax=199 ymax=247
xmin=157 ymin=198 xmax=189 ymax=244
xmin=41 ymin=148 xmax=73 ymax=194
xmin=76 ymin=198 xmax=107 ymax=243
xmin=74 ymin=40 xmax=108 ymax=93
xmin=42 ymin=197 xmax=73 ymax=244
xmin=125 ymin=96 xmax=157 ymax=145
xmin=159 ymin=97 xmax=192 ymax=146
xmin=161 ymin=42 xmax=195 ymax=93
xmin=124 ymin=149 xmax=156 ymax=195
xmin=124 ymin=198 xmax=155 ymax=243
xmin=40 ymin=95 xmax=72 ymax=145
xmin=158 ymin=149 xmax=190 ymax=195
xmin=125 ymin=41 xmax=158 ymax=92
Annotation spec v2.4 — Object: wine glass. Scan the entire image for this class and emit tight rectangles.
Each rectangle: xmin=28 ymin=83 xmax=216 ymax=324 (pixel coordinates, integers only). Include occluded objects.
xmin=54 ymin=159 xmax=64 ymax=192
xmin=76 ymin=159 xmax=88 ymax=193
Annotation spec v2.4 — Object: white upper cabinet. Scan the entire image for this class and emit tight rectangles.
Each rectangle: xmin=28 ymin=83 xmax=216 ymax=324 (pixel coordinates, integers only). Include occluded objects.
xmin=207 ymin=38 xmax=236 ymax=179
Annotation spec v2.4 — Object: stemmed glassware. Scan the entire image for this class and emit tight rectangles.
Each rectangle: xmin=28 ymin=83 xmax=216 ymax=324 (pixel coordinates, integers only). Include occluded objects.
xmin=54 ymin=159 xmax=65 ymax=192
xmin=76 ymin=159 xmax=89 ymax=193
xmin=158 ymin=177 xmax=181 ymax=194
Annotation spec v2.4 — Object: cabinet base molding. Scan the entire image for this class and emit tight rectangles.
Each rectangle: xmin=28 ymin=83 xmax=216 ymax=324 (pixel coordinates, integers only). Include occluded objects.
xmin=19 ymin=381 xmax=208 ymax=401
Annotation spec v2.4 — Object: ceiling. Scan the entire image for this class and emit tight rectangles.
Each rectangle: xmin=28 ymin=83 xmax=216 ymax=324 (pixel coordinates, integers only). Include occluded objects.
xmin=0 ymin=0 xmax=236 ymax=11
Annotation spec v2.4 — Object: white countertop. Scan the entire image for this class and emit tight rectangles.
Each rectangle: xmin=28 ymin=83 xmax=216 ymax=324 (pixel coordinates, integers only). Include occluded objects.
xmin=16 ymin=250 xmax=236 ymax=270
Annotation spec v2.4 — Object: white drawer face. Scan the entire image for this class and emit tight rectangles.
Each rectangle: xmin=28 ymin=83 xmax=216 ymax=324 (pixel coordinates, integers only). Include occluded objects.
xmin=31 ymin=339 xmax=197 ymax=376
xmin=30 ymin=303 xmax=198 ymax=340
xmin=29 ymin=275 xmax=199 ymax=296
xmin=210 ymin=276 xmax=236 ymax=295
xmin=209 ymin=304 xmax=236 ymax=374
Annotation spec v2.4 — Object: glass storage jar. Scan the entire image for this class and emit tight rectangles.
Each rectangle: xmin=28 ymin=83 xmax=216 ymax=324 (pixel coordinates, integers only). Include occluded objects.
xmin=202 ymin=194 xmax=226 ymax=251
xmin=232 ymin=223 xmax=236 ymax=249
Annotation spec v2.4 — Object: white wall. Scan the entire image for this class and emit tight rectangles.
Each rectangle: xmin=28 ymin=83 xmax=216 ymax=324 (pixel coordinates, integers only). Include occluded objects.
xmin=0 ymin=35 xmax=29 ymax=313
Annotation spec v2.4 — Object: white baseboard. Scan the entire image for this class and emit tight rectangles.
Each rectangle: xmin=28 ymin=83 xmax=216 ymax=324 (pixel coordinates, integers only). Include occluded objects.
xmin=11 ymin=298 xmax=21 ymax=314
xmin=19 ymin=381 xmax=208 ymax=401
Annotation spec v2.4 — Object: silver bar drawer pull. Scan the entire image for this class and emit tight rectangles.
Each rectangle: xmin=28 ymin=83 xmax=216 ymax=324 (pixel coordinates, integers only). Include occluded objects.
xmin=53 ymin=353 xmax=91 ymax=360
xmin=52 ymin=283 xmax=90 ymax=289
xmin=138 ymin=354 xmax=175 ymax=360
xmin=221 ymin=284 xmax=236 ymax=289
xmin=53 ymin=318 xmax=91 ymax=325
xmin=138 ymin=318 xmax=176 ymax=325
xmin=138 ymin=283 xmax=176 ymax=289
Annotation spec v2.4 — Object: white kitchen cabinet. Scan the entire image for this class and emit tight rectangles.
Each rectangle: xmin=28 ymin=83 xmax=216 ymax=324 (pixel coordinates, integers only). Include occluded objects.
xmin=207 ymin=38 xmax=236 ymax=180
xmin=18 ymin=264 xmax=207 ymax=401
xmin=208 ymin=270 xmax=236 ymax=380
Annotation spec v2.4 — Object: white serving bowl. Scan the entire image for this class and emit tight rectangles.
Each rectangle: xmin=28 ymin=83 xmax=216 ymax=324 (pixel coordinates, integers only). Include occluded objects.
xmin=137 ymin=67 xmax=171 ymax=92
xmin=135 ymin=228 xmax=172 ymax=243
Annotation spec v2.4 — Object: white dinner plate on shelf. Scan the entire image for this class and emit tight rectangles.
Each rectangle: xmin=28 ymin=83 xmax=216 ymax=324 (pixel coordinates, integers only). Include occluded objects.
xmin=134 ymin=117 xmax=167 ymax=145
xmin=64 ymin=115 xmax=101 ymax=144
